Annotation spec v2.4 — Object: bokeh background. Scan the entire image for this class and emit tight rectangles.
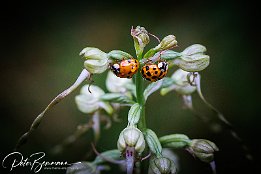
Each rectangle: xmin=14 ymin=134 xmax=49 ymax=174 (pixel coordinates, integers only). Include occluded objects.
xmin=1 ymin=0 xmax=259 ymax=173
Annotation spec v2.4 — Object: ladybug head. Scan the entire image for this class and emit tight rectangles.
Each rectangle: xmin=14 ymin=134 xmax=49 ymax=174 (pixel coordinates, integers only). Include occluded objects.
xmin=110 ymin=63 xmax=120 ymax=74
xmin=157 ymin=61 xmax=168 ymax=72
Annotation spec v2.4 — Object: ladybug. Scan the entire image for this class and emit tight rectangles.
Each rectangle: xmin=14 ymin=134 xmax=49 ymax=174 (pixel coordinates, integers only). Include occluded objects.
xmin=110 ymin=58 xmax=139 ymax=78
xmin=141 ymin=61 xmax=168 ymax=82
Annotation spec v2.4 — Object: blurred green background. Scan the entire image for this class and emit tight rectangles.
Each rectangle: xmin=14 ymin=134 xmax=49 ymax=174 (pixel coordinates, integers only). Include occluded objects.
xmin=1 ymin=0 xmax=259 ymax=173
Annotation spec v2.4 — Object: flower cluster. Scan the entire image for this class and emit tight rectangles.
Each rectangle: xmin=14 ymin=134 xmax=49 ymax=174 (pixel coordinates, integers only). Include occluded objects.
xmin=16 ymin=26 xmax=223 ymax=174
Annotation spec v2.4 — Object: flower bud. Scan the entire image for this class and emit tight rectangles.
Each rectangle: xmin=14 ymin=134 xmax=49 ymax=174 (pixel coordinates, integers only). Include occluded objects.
xmin=188 ymin=139 xmax=219 ymax=163
xmin=117 ymin=126 xmax=145 ymax=153
xmin=106 ymin=71 xmax=135 ymax=93
xmin=160 ymin=69 xmax=196 ymax=96
xmin=131 ymin=26 xmax=150 ymax=48
xmin=80 ymin=47 xmax=109 ymax=74
xmin=131 ymin=26 xmax=150 ymax=56
xmin=173 ymin=44 xmax=210 ymax=72
xmin=155 ymin=35 xmax=177 ymax=51
xmin=75 ymin=85 xmax=113 ymax=114
xmin=149 ymin=156 xmax=177 ymax=174
xmin=182 ymin=44 xmax=207 ymax=56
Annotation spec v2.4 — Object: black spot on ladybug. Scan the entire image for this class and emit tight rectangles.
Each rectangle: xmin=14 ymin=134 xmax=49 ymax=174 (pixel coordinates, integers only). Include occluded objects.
xmin=153 ymin=67 xmax=156 ymax=70
xmin=155 ymin=71 xmax=158 ymax=74
xmin=146 ymin=66 xmax=149 ymax=71
xmin=127 ymin=76 xmax=130 ymax=78
xmin=141 ymin=69 xmax=144 ymax=74
xmin=146 ymin=72 xmax=152 ymax=76
xmin=159 ymin=71 xmax=163 ymax=76
xmin=146 ymin=78 xmax=151 ymax=81
xmin=152 ymin=76 xmax=157 ymax=79
xmin=128 ymin=71 xmax=131 ymax=74
xmin=135 ymin=60 xmax=138 ymax=63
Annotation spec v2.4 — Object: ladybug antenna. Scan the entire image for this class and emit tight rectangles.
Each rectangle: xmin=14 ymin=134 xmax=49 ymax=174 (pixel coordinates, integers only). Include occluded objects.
xmin=148 ymin=32 xmax=160 ymax=43
xmin=88 ymin=74 xmax=94 ymax=93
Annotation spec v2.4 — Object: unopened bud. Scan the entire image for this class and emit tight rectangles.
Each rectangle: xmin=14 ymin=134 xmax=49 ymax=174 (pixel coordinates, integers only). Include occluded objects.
xmin=106 ymin=71 xmax=135 ymax=93
xmin=117 ymin=126 xmax=145 ymax=153
xmin=160 ymin=69 xmax=196 ymax=96
xmin=131 ymin=26 xmax=150 ymax=47
xmin=182 ymin=44 xmax=207 ymax=56
xmin=75 ymin=85 xmax=113 ymax=114
xmin=188 ymin=139 xmax=219 ymax=163
xmin=131 ymin=26 xmax=150 ymax=56
xmin=149 ymin=156 xmax=177 ymax=174
xmin=173 ymin=44 xmax=210 ymax=72
xmin=80 ymin=47 xmax=109 ymax=74
xmin=155 ymin=35 xmax=177 ymax=51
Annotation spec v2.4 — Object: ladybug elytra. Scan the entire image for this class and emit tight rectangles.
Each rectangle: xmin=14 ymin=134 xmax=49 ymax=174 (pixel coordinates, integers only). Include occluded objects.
xmin=141 ymin=61 xmax=168 ymax=82
xmin=110 ymin=58 xmax=139 ymax=78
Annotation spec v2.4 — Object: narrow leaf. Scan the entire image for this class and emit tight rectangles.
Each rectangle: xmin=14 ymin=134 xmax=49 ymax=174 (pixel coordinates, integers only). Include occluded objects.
xmin=159 ymin=134 xmax=191 ymax=149
xmin=143 ymin=80 xmax=163 ymax=101
xmin=107 ymin=50 xmax=133 ymax=60
xmin=93 ymin=149 xmax=122 ymax=164
xmin=144 ymin=129 xmax=162 ymax=157
xmin=144 ymin=78 xmax=175 ymax=101
xmin=15 ymin=69 xmax=90 ymax=150
xmin=128 ymin=103 xmax=142 ymax=125
xmin=160 ymin=50 xmax=182 ymax=60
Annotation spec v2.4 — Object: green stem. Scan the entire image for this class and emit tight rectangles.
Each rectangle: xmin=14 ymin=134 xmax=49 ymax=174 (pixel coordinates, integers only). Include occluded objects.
xmin=135 ymin=54 xmax=146 ymax=131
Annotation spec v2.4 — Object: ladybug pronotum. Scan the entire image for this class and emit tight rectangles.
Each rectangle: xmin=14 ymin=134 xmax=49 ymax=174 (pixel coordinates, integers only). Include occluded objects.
xmin=110 ymin=58 xmax=139 ymax=78
xmin=141 ymin=61 xmax=168 ymax=82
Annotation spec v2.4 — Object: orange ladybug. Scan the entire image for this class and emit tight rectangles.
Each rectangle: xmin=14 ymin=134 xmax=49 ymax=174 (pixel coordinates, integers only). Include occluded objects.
xmin=141 ymin=61 xmax=168 ymax=82
xmin=110 ymin=58 xmax=139 ymax=78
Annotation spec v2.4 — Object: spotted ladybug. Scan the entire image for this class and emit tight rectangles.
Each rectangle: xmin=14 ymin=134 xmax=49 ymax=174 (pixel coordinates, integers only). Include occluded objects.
xmin=141 ymin=61 xmax=168 ymax=82
xmin=110 ymin=58 xmax=139 ymax=78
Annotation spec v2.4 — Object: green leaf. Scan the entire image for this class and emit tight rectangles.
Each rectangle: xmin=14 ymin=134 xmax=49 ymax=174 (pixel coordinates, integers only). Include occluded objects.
xmin=160 ymin=50 xmax=182 ymax=60
xmin=143 ymin=77 xmax=176 ymax=101
xmin=143 ymin=48 xmax=158 ymax=58
xmin=159 ymin=134 xmax=191 ymax=149
xmin=143 ymin=80 xmax=163 ymax=101
xmin=93 ymin=149 xmax=122 ymax=164
xmin=144 ymin=129 xmax=162 ymax=157
xmin=128 ymin=103 xmax=142 ymax=125
xmin=100 ymin=93 xmax=135 ymax=104
xmin=107 ymin=50 xmax=133 ymax=60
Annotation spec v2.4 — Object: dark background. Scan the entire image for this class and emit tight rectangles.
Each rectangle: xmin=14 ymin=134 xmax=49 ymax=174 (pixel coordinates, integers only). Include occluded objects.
xmin=0 ymin=0 xmax=259 ymax=173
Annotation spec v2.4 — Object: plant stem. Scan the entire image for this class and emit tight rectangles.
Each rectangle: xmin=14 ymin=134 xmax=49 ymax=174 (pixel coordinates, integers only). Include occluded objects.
xmin=135 ymin=54 xmax=146 ymax=131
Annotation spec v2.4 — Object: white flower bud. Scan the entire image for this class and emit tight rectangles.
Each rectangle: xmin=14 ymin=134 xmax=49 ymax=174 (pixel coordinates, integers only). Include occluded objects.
xmin=149 ymin=156 xmax=177 ymax=174
xmin=160 ymin=69 xmax=196 ymax=96
xmin=80 ymin=47 xmax=109 ymax=74
xmin=155 ymin=35 xmax=178 ymax=51
xmin=117 ymin=126 xmax=145 ymax=153
xmin=75 ymin=85 xmax=113 ymax=114
xmin=173 ymin=44 xmax=210 ymax=72
xmin=188 ymin=139 xmax=219 ymax=163
xmin=106 ymin=71 xmax=135 ymax=93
